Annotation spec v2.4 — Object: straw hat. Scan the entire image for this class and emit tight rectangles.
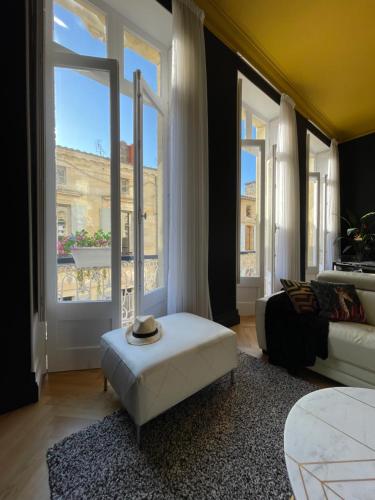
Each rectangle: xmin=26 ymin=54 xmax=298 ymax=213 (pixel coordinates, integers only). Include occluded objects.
xmin=125 ymin=315 xmax=162 ymax=346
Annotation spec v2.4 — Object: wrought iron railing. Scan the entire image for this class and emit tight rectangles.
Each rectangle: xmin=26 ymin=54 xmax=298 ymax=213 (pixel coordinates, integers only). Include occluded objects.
xmin=239 ymin=250 xmax=257 ymax=277
xmin=57 ymin=256 xmax=159 ymax=326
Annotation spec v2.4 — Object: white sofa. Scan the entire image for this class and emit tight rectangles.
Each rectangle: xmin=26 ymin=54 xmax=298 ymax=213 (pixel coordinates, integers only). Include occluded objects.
xmin=256 ymin=271 xmax=375 ymax=389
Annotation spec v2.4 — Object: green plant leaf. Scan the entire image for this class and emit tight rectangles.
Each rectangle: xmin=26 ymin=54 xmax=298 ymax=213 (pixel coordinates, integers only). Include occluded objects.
xmin=360 ymin=211 xmax=375 ymax=222
xmin=347 ymin=227 xmax=359 ymax=237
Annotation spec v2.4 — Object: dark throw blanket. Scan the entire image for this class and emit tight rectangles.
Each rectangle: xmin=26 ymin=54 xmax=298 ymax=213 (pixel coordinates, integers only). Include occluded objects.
xmin=265 ymin=291 xmax=329 ymax=372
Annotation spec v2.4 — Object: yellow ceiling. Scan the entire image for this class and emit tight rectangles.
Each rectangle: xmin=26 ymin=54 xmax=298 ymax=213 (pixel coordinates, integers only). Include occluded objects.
xmin=195 ymin=0 xmax=375 ymax=141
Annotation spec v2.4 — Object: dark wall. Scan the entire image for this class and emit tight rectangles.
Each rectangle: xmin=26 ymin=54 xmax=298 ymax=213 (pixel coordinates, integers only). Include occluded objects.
xmin=339 ymin=133 xmax=375 ymax=220
xmin=296 ymin=114 xmax=308 ymax=280
xmin=2 ymin=1 xmax=38 ymax=413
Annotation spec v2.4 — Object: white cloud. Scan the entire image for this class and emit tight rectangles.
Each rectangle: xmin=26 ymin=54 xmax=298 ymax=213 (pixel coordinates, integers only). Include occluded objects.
xmin=54 ymin=16 xmax=68 ymax=29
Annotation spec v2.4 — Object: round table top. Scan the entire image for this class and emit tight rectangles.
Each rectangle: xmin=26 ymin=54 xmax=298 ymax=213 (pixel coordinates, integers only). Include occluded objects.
xmin=284 ymin=387 xmax=375 ymax=500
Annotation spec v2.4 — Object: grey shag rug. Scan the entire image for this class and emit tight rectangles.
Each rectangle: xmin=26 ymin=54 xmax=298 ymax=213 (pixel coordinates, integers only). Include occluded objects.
xmin=47 ymin=354 xmax=318 ymax=499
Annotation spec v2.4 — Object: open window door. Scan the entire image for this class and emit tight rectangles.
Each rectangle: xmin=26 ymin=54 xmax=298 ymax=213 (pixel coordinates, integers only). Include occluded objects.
xmin=237 ymin=78 xmax=266 ymax=315
xmin=45 ymin=53 xmax=121 ymax=372
xmin=133 ymin=70 xmax=167 ymax=318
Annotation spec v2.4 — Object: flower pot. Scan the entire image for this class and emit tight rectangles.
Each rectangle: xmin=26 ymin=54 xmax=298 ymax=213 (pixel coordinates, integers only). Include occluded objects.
xmin=71 ymin=247 xmax=111 ymax=268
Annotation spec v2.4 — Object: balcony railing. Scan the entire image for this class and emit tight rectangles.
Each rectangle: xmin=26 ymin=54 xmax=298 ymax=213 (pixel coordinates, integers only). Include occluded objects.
xmin=57 ymin=255 xmax=159 ymax=326
xmin=240 ymin=250 xmax=257 ymax=277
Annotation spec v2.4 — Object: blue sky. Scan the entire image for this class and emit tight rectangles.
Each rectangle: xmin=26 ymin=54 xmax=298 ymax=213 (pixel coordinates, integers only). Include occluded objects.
xmin=240 ymin=121 xmax=257 ymax=195
xmin=53 ymin=3 xmax=256 ymax=184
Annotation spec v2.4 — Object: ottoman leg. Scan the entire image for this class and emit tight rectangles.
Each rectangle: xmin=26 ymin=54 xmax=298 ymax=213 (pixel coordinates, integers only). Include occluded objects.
xmin=230 ymin=370 xmax=235 ymax=385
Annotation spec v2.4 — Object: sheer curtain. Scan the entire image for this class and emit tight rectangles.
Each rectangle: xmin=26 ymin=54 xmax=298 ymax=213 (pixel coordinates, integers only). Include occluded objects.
xmin=274 ymin=94 xmax=300 ymax=290
xmin=167 ymin=0 xmax=211 ymax=318
xmin=325 ymin=139 xmax=340 ymax=269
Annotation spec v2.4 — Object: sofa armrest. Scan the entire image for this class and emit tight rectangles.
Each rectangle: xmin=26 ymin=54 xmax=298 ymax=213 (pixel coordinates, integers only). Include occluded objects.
xmin=255 ymin=292 xmax=284 ymax=351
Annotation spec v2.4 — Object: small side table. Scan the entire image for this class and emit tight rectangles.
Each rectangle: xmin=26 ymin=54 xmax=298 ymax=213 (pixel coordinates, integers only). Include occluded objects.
xmin=284 ymin=387 xmax=375 ymax=499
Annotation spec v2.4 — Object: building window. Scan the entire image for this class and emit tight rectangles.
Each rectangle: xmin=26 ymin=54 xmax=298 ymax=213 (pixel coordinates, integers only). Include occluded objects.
xmin=57 ymin=204 xmax=71 ymax=236
xmin=246 ymin=205 xmax=252 ymax=218
xmin=121 ymin=210 xmax=133 ymax=255
xmin=121 ymin=178 xmax=129 ymax=194
xmin=245 ymin=225 xmax=254 ymax=251
xmin=57 ymin=166 xmax=66 ymax=185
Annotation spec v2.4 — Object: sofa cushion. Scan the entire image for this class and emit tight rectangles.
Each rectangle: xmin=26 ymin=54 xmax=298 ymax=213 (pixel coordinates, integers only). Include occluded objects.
xmin=357 ymin=290 xmax=375 ymax=327
xmin=328 ymin=321 xmax=375 ymax=372
xmin=311 ymin=281 xmax=366 ymax=323
xmin=280 ymin=279 xmax=319 ymax=314
xmin=317 ymin=271 xmax=375 ymax=292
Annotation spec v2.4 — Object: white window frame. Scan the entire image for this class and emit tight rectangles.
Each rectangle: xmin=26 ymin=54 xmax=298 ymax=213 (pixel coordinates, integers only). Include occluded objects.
xmin=306 ymin=130 xmax=330 ymax=277
xmin=238 ymin=138 xmax=266 ymax=283
xmin=306 ymin=171 xmax=321 ymax=275
xmin=133 ymin=69 xmax=167 ymax=315
xmin=45 ymin=0 xmax=170 ymax=316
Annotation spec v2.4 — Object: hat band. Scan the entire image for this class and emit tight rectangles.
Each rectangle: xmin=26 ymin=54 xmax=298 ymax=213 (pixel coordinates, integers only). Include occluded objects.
xmin=132 ymin=328 xmax=158 ymax=339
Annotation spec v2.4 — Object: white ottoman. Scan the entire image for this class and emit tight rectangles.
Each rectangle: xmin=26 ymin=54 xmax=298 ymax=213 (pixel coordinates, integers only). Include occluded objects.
xmin=101 ymin=312 xmax=238 ymax=441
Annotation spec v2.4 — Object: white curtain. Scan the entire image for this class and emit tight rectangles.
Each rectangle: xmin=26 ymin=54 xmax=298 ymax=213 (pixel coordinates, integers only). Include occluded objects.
xmin=325 ymin=139 xmax=340 ymax=269
xmin=274 ymin=94 xmax=300 ymax=290
xmin=167 ymin=0 xmax=211 ymax=318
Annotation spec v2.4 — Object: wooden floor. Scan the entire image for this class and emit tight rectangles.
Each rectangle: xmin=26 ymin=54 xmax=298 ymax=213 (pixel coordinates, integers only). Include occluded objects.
xmin=0 ymin=316 xmax=334 ymax=500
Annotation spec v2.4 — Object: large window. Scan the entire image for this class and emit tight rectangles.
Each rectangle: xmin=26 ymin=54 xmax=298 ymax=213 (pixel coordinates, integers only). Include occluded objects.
xmin=47 ymin=0 xmax=168 ymax=315
xmin=239 ymin=104 xmax=265 ymax=278
xmin=306 ymin=130 xmax=330 ymax=279
xmin=238 ymin=72 xmax=279 ymax=309
xmin=307 ymin=173 xmax=320 ymax=268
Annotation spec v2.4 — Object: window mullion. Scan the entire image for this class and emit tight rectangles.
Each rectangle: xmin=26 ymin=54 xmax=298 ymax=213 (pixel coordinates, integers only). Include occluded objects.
xmin=107 ymin=11 xmax=123 ymax=77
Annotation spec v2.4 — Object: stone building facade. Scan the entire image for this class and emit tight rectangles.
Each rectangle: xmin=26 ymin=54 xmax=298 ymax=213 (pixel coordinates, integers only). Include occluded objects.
xmin=240 ymin=181 xmax=257 ymax=276
xmin=56 ymin=142 xmax=160 ymax=258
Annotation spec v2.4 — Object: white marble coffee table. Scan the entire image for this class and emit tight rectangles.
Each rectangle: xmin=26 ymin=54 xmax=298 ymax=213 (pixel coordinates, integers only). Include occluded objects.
xmin=284 ymin=387 xmax=375 ymax=499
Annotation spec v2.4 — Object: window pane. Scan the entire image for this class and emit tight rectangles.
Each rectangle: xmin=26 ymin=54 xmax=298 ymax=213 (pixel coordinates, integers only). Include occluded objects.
xmin=309 ymin=155 xmax=316 ymax=172
xmin=240 ymin=108 xmax=266 ymax=140
xmin=55 ymin=67 xmax=111 ymax=302
xmin=143 ymin=103 xmax=163 ymax=292
xmin=124 ymin=30 xmax=160 ymax=94
xmin=240 ymin=145 xmax=260 ymax=277
xmin=253 ymin=115 xmax=266 ymax=139
xmin=53 ymin=0 xmax=106 ymax=57
xmin=307 ymin=175 xmax=319 ymax=268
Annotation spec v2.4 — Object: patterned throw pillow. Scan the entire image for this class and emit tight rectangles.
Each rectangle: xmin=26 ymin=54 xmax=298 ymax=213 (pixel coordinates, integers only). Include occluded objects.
xmin=310 ymin=281 xmax=367 ymax=323
xmin=280 ymin=279 xmax=319 ymax=314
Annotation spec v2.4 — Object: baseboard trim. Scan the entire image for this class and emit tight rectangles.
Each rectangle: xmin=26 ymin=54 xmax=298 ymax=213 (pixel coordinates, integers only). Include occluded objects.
xmin=237 ymin=301 xmax=255 ymax=316
xmin=34 ymin=363 xmax=46 ymax=399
